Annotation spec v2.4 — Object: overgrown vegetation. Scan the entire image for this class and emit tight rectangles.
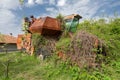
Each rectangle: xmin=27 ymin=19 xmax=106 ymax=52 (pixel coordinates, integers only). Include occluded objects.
xmin=56 ymin=13 xmax=65 ymax=31
xmin=78 ymin=18 xmax=120 ymax=58
xmin=0 ymin=17 xmax=120 ymax=80
xmin=31 ymin=33 xmax=56 ymax=58
xmin=32 ymin=33 xmax=46 ymax=53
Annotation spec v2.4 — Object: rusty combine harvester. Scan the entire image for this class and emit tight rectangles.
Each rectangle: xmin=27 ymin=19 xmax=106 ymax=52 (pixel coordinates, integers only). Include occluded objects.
xmin=17 ymin=14 xmax=82 ymax=56
xmin=17 ymin=14 xmax=107 ymax=68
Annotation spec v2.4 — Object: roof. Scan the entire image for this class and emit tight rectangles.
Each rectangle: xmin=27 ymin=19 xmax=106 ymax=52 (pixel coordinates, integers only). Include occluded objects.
xmin=0 ymin=34 xmax=17 ymax=44
xmin=64 ymin=14 xmax=82 ymax=20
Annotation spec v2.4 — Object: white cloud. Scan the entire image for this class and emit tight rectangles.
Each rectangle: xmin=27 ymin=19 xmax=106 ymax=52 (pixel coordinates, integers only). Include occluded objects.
xmin=101 ymin=9 xmax=105 ymax=13
xmin=35 ymin=0 xmax=43 ymax=4
xmin=0 ymin=9 xmax=16 ymax=24
xmin=46 ymin=7 xmax=55 ymax=12
xmin=0 ymin=0 xmax=22 ymax=36
xmin=28 ymin=0 xmax=35 ymax=5
xmin=0 ymin=0 xmax=20 ymax=10
xmin=46 ymin=0 xmax=109 ymax=19
xmin=26 ymin=0 xmax=55 ymax=6
xmin=47 ymin=0 xmax=91 ymax=17
xmin=57 ymin=0 xmax=66 ymax=6
xmin=0 ymin=9 xmax=22 ymax=36
xmin=26 ymin=0 xmax=44 ymax=7
xmin=49 ymin=0 xmax=55 ymax=5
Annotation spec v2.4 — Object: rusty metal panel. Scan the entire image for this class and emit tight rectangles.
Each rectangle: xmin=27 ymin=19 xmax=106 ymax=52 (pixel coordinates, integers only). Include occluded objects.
xmin=43 ymin=17 xmax=61 ymax=30
xmin=17 ymin=34 xmax=32 ymax=50
xmin=29 ymin=18 xmax=44 ymax=33
xmin=29 ymin=16 xmax=61 ymax=35
xmin=17 ymin=34 xmax=23 ymax=49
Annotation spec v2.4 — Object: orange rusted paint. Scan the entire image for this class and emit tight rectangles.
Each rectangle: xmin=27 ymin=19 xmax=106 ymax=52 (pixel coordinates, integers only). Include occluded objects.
xmin=57 ymin=51 xmax=66 ymax=60
xmin=17 ymin=34 xmax=33 ymax=55
xmin=17 ymin=34 xmax=23 ymax=49
xmin=29 ymin=16 xmax=61 ymax=36
xmin=94 ymin=39 xmax=99 ymax=48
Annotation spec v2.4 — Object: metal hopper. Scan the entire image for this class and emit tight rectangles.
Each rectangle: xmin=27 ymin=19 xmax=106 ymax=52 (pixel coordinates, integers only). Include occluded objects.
xmin=29 ymin=16 xmax=61 ymax=36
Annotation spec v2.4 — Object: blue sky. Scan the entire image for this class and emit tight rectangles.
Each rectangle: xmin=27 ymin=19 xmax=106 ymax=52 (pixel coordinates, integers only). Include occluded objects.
xmin=0 ymin=0 xmax=120 ymax=36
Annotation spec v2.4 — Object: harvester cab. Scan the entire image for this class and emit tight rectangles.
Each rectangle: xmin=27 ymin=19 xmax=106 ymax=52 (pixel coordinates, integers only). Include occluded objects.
xmin=64 ymin=14 xmax=82 ymax=33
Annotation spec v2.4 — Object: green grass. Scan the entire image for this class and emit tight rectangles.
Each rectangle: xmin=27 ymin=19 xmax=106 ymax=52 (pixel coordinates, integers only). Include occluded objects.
xmin=0 ymin=51 xmax=120 ymax=80
xmin=0 ymin=52 xmax=74 ymax=80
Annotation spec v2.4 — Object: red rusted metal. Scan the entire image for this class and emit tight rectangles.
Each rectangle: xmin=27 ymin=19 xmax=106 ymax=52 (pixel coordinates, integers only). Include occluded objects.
xmin=29 ymin=16 xmax=61 ymax=36
xmin=17 ymin=34 xmax=31 ymax=50
xmin=17 ymin=34 xmax=34 ymax=55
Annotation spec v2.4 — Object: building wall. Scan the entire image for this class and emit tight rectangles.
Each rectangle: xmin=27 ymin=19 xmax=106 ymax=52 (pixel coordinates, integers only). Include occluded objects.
xmin=0 ymin=43 xmax=17 ymax=52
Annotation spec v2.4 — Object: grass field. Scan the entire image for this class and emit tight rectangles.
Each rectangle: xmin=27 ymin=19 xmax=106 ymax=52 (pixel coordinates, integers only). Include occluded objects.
xmin=0 ymin=51 xmax=120 ymax=80
xmin=0 ymin=52 xmax=76 ymax=80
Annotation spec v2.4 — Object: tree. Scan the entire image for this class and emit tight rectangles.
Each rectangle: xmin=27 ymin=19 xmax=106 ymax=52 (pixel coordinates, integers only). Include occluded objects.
xmin=0 ymin=34 xmax=10 ymax=79
xmin=19 ymin=0 xmax=24 ymax=5
xmin=56 ymin=14 xmax=65 ymax=31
